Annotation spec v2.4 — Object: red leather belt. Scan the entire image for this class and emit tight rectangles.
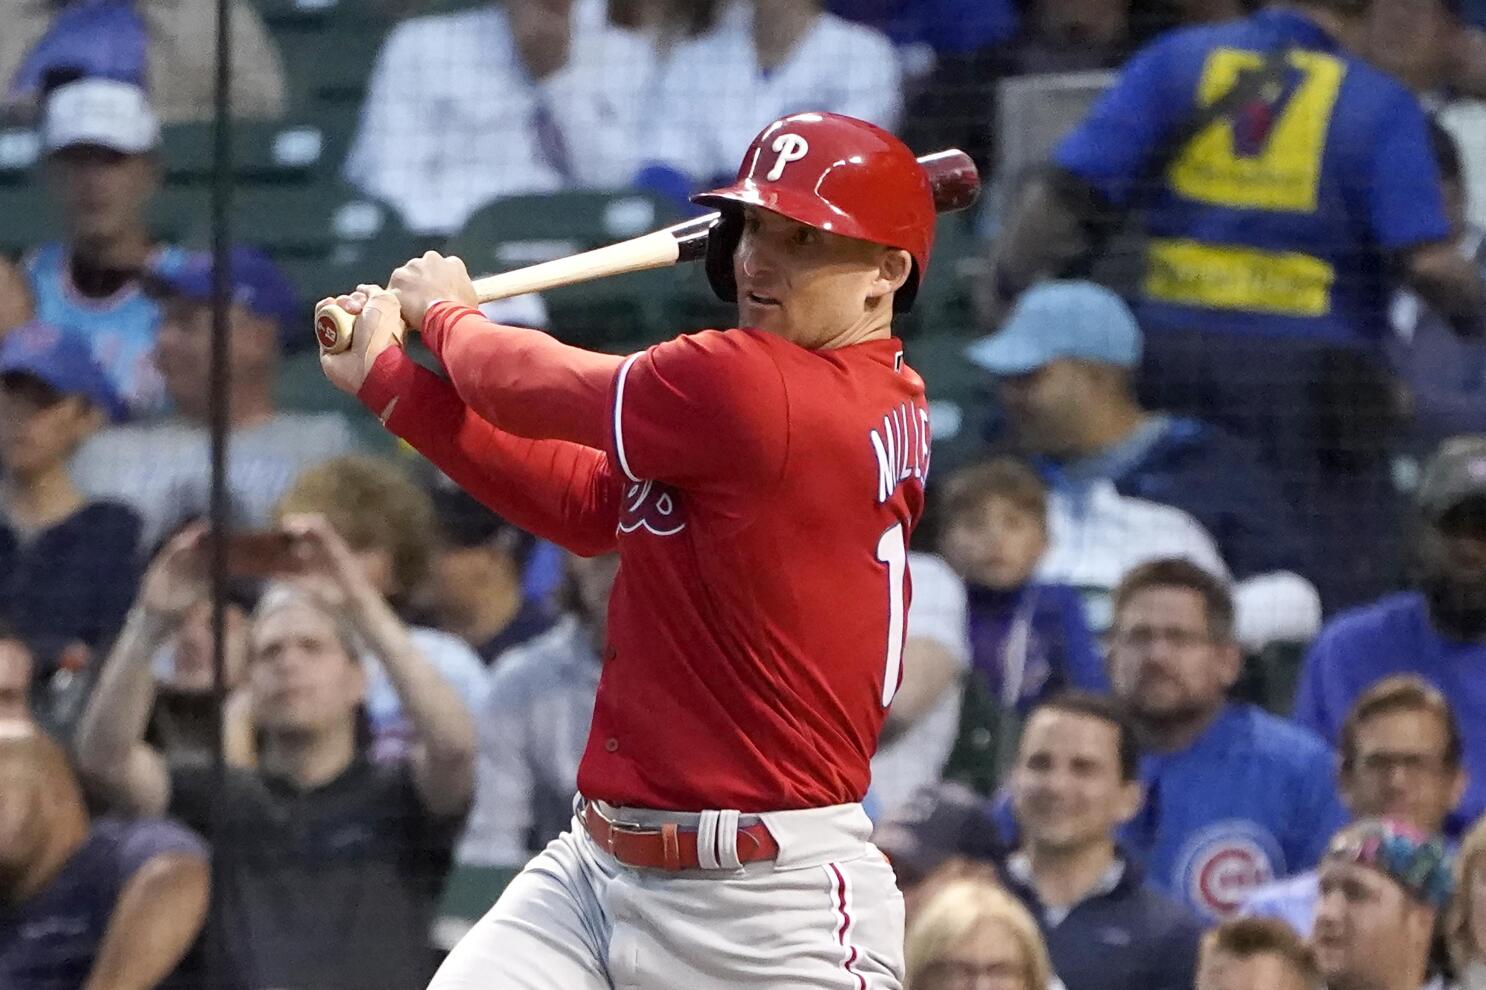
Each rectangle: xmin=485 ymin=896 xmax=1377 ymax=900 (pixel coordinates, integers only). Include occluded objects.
xmin=581 ymin=802 xmax=780 ymax=871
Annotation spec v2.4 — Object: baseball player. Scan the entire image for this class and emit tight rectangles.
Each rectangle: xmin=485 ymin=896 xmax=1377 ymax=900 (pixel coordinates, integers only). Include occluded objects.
xmin=318 ymin=112 xmax=938 ymax=988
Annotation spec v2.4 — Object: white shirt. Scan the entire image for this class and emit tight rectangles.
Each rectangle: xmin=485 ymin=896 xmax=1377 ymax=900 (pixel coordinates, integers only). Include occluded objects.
xmin=647 ymin=4 xmax=902 ymax=184
xmin=869 ymin=553 xmax=968 ymax=817
xmin=456 ymin=616 xmax=599 ymax=868
xmin=345 ymin=6 xmax=656 ymax=234
xmin=70 ymin=411 xmax=361 ymax=551
xmin=1038 ymin=481 xmax=1230 ymax=634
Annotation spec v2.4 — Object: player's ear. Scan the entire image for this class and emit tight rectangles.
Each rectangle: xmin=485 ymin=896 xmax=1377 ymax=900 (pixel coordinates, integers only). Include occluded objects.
xmin=868 ymin=249 xmax=913 ymax=303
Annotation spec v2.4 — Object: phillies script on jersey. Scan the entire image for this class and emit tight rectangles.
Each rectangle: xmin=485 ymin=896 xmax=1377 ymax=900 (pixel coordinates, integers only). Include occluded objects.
xmin=360 ymin=305 xmax=930 ymax=812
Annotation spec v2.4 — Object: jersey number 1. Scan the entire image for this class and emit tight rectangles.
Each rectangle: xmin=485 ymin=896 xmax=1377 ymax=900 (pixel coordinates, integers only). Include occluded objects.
xmin=876 ymin=522 xmax=908 ymax=708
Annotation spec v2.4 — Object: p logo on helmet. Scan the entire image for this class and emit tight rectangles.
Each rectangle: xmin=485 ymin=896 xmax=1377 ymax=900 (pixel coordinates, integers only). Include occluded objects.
xmin=766 ymin=134 xmax=810 ymax=181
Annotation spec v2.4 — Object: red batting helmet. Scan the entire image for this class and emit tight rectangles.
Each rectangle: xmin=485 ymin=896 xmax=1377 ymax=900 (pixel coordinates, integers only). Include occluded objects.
xmin=692 ymin=112 xmax=937 ymax=312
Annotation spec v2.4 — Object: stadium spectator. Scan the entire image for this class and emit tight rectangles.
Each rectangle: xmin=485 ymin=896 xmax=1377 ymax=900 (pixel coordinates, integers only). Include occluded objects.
xmin=1388 ymin=121 xmax=1486 ymax=455
xmin=903 ymin=874 xmax=1057 ymax=990
xmin=1446 ymin=815 xmax=1486 ymax=989
xmin=992 ymin=0 xmax=1486 ymax=609
xmin=1195 ymin=917 xmax=1323 ymax=990
xmin=0 ymin=623 xmax=33 ymax=723
xmin=1000 ymin=691 xmax=1202 ymax=990
xmin=1295 ymin=436 xmax=1486 ymax=835
xmin=924 ymin=457 xmax=1107 ymax=793
xmin=871 ymin=552 xmax=973 ymax=817
xmin=1364 ymin=0 xmax=1486 ymax=232
xmin=936 ymin=458 xmax=1106 ymax=713
xmin=24 ymin=78 xmax=189 ymax=417
xmin=0 ymin=321 xmax=140 ymax=696
xmin=426 ymin=484 xmax=556 ymax=667
xmin=639 ymin=0 xmax=901 ymax=192
xmin=1312 ymin=819 xmax=1454 ymax=990
xmin=345 ymin=0 xmax=656 ymax=235
xmin=0 ymin=721 xmax=209 ymax=990
xmin=0 ymin=257 xmax=31 ymax=333
xmin=0 ymin=0 xmax=286 ymax=123
xmin=965 ymin=281 xmax=1318 ymax=622
xmin=276 ymin=456 xmax=489 ymax=764
xmin=75 ymin=518 xmax=477 ymax=990
xmin=1245 ymin=676 xmax=1466 ymax=935
xmin=70 ymin=247 xmax=359 ymax=550
xmin=457 ymin=551 xmax=614 ymax=870
xmin=902 ymin=0 xmax=1136 ymax=177
xmin=872 ymin=780 xmax=1005 ymax=912
xmin=1107 ymin=558 xmax=1347 ymax=919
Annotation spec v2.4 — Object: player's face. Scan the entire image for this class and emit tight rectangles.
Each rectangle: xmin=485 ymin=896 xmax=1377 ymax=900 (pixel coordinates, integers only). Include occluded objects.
xmin=1010 ymin=708 xmax=1140 ymax=854
xmin=248 ymin=601 xmax=364 ymax=736
xmin=733 ymin=207 xmax=905 ymax=348
xmin=917 ymin=919 xmax=1035 ymax=990
xmin=940 ymin=495 xmax=1046 ymax=590
xmin=1195 ymin=948 xmax=1313 ymax=990
xmin=1313 ymin=862 xmax=1432 ymax=988
xmin=46 ymin=145 xmax=158 ymax=244
xmin=0 ymin=374 xmax=98 ymax=478
xmin=1342 ymin=708 xmax=1463 ymax=834
xmin=1107 ymin=586 xmax=1239 ymax=728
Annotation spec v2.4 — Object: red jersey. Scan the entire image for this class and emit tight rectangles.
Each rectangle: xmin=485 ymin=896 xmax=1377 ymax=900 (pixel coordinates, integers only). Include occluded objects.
xmin=358 ymin=303 xmax=929 ymax=812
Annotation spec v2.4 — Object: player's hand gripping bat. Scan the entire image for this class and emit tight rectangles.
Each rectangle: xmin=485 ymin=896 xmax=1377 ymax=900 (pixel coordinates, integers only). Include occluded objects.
xmin=314 ymin=149 xmax=981 ymax=353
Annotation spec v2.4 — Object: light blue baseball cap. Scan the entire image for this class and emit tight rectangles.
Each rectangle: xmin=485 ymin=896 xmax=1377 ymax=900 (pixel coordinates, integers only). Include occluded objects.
xmin=965 ymin=280 xmax=1143 ymax=375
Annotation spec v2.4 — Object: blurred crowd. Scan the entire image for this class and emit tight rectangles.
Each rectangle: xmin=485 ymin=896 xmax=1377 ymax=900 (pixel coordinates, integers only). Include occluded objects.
xmin=7 ymin=0 xmax=1486 ymax=989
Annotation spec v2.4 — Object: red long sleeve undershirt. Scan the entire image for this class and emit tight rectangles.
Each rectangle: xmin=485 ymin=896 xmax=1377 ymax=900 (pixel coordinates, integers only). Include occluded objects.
xmin=354 ymin=302 xmax=628 ymax=555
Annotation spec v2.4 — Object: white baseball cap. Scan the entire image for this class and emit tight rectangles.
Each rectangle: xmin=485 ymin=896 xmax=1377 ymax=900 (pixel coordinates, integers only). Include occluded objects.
xmin=43 ymin=78 xmax=160 ymax=155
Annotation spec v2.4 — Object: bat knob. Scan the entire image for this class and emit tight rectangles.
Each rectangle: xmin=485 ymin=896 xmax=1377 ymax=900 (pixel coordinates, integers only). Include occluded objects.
xmin=315 ymin=303 xmax=355 ymax=354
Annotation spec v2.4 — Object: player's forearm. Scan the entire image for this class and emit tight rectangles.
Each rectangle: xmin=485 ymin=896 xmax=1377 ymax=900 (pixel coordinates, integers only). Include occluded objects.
xmin=83 ymin=854 xmax=209 ymax=990
xmin=422 ymin=302 xmax=624 ymax=447
xmin=359 ymin=348 xmax=620 ymax=555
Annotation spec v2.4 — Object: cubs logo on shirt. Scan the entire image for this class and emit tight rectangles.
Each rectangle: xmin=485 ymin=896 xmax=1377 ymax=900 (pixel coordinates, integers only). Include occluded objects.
xmin=1176 ymin=820 xmax=1284 ymax=918
xmin=617 ymin=479 xmax=686 ymax=537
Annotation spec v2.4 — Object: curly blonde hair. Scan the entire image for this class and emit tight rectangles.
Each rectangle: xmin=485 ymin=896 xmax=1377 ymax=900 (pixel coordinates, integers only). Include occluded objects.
xmin=276 ymin=456 xmax=436 ymax=595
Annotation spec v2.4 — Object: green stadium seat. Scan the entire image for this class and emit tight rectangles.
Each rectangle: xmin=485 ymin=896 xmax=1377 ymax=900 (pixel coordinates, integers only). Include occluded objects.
xmin=158 ymin=119 xmax=341 ymax=184
xmin=230 ymin=182 xmax=408 ymax=255
xmin=0 ymin=124 xmax=41 ymax=186
xmin=902 ymin=213 xmax=982 ymax=338
xmin=0 ymin=184 xmax=56 ymax=256
xmin=450 ymin=190 xmax=687 ymax=345
xmin=902 ymin=333 xmax=993 ymax=475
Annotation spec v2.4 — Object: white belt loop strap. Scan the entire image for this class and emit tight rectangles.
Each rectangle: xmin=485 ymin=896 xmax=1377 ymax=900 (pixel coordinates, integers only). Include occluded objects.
xmin=697 ymin=810 xmax=722 ymax=870
xmin=716 ymin=810 xmax=743 ymax=870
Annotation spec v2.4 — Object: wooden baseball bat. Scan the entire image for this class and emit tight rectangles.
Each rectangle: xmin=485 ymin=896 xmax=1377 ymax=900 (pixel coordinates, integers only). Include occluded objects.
xmin=314 ymin=149 xmax=981 ymax=354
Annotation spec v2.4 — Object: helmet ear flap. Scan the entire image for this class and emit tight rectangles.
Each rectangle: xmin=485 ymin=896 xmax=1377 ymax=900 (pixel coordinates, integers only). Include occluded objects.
xmin=705 ymin=209 xmax=742 ymax=303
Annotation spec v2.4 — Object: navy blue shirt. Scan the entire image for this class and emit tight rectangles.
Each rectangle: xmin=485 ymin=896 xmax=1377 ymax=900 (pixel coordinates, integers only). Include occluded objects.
xmin=1295 ymin=592 xmax=1486 ymax=834
xmin=1000 ymin=852 xmax=1202 ymax=990
xmin=1051 ymin=415 xmax=1309 ymax=579
xmin=0 ymin=500 xmax=141 ymax=669
xmin=0 ymin=818 xmax=206 ymax=990
xmin=966 ymin=582 xmax=1108 ymax=710
xmin=1056 ymin=9 xmax=1450 ymax=346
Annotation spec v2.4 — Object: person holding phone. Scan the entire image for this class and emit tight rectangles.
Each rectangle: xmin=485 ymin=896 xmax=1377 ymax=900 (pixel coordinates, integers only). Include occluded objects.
xmin=74 ymin=513 xmax=478 ymax=990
